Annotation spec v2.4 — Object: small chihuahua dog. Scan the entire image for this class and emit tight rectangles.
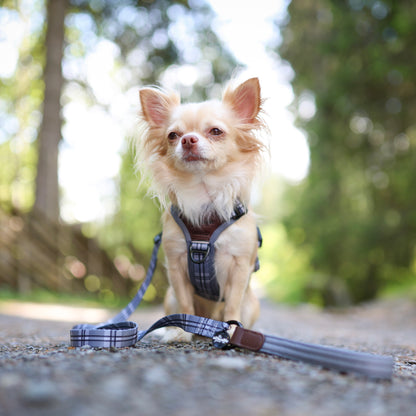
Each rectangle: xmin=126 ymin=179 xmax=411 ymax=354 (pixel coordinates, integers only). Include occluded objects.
xmin=138 ymin=78 xmax=267 ymax=342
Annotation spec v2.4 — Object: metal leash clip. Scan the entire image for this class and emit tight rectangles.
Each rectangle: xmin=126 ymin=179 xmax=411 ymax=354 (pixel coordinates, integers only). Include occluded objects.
xmin=212 ymin=320 xmax=243 ymax=349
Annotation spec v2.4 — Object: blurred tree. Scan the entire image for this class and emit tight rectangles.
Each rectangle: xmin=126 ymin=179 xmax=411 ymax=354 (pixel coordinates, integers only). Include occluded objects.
xmin=34 ymin=0 xmax=66 ymax=223
xmin=277 ymin=0 xmax=416 ymax=305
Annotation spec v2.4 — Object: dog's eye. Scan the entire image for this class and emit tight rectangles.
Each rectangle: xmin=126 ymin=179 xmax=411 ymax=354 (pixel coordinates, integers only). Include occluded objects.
xmin=168 ymin=132 xmax=179 ymax=141
xmin=209 ymin=128 xmax=223 ymax=136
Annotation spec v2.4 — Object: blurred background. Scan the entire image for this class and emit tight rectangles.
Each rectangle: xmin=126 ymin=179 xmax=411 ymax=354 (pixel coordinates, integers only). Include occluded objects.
xmin=0 ymin=0 xmax=415 ymax=311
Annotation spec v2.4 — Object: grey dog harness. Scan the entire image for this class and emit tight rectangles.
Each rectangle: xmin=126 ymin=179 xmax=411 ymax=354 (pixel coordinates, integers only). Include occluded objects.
xmin=170 ymin=200 xmax=261 ymax=301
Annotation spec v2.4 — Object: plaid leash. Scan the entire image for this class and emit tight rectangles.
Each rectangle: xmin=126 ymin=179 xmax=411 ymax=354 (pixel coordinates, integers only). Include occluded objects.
xmin=70 ymin=232 xmax=394 ymax=380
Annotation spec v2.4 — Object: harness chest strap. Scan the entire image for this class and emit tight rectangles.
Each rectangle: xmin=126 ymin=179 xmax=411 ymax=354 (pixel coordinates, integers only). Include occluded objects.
xmin=170 ymin=200 xmax=261 ymax=302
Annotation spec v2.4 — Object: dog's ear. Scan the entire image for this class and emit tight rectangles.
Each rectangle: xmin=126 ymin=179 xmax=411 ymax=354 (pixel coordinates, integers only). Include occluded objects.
xmin=223 ymin=78 xmax=261 ymax=124
xmin=140 ymin=88 xmax=180 ymax=127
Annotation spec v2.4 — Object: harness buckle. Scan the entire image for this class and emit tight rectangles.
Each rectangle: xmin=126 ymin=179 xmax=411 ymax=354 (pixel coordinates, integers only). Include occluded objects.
xmin=189 ymin=241 xmax=211 ymax=264
xmin=231 ymin=201 xmax=247 ymax=220
xmin=154 ymin=232 xmax=162 ymax=244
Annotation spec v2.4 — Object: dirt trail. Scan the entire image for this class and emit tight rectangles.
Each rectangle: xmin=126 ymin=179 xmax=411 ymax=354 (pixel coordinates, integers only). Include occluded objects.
xmin=0 ymin=298 xmax=415 ymax=416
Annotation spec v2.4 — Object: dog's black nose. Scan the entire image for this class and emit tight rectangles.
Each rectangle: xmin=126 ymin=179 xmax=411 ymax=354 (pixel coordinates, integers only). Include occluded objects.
xmin=181 ymin=134 xmax=199 ymax=149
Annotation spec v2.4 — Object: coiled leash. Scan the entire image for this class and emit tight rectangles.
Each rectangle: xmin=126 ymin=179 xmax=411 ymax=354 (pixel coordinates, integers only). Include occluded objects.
xmin=70 ymin=232 xmax=394 ymax=380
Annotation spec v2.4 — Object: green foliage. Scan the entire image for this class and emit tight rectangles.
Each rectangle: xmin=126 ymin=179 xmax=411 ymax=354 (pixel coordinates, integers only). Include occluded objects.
xmin=256 ymin=222 xmax=313 ymax=305
xmin=276 ymin=0 xmax=416 ymax=305
xmin=65 ymin=0 xmax=236 ymax=99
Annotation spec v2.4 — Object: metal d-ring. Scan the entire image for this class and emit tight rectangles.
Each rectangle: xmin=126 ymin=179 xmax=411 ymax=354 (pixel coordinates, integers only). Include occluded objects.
xmin=226 ymin=320 xmax=243 ymax=328
xmin=189 ymin=242 xmax=211 ymax=264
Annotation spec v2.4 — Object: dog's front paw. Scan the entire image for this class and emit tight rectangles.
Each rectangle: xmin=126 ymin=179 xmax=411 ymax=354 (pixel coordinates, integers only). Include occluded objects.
xmin=160 ymin=327 xmax=193 ymax=343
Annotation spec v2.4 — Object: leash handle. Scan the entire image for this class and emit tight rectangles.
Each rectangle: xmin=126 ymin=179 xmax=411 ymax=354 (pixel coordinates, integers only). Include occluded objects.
xmin=229 ymin=326 xmax=393 ymax=380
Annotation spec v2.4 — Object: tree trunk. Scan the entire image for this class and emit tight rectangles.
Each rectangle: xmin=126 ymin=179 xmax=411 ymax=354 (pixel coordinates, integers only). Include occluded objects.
xmin=34 ymin=0 xmax=67 ymax=223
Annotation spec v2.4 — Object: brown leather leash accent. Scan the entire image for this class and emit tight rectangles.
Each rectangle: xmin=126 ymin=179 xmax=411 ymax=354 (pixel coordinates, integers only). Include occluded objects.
xmin=230 ymin=326 xmax=265 ymax=352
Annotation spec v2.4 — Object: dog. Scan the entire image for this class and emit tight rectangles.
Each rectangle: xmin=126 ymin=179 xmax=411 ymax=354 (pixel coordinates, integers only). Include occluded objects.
xmin=138 ymin=78 xmax=267 ymax=342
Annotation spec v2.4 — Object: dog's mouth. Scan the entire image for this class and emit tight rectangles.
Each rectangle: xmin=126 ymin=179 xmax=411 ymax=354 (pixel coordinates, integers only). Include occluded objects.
xmin=183 ymin=155 xmax=206 ymax=162
xmin=182 ymin=151 xmax=208 ymax=163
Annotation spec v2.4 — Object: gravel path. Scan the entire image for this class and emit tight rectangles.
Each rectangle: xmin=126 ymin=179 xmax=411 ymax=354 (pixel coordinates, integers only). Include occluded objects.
xmin=0 ymin=298 xmax=415 ymax=416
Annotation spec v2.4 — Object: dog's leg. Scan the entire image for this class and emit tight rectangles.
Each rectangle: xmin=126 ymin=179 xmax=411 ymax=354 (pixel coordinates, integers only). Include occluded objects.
xmin=240 ymin=285 xmax=260 ymax=328
xmin=161 ymin=268 xmax=195 ymax=343
xmin=222 ymin=259 xmax=255 ymax=327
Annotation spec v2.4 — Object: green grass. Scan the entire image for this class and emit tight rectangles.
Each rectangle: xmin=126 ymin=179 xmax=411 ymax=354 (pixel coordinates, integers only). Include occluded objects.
xmin=379 ymin=280 xmax=416 ymax=302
